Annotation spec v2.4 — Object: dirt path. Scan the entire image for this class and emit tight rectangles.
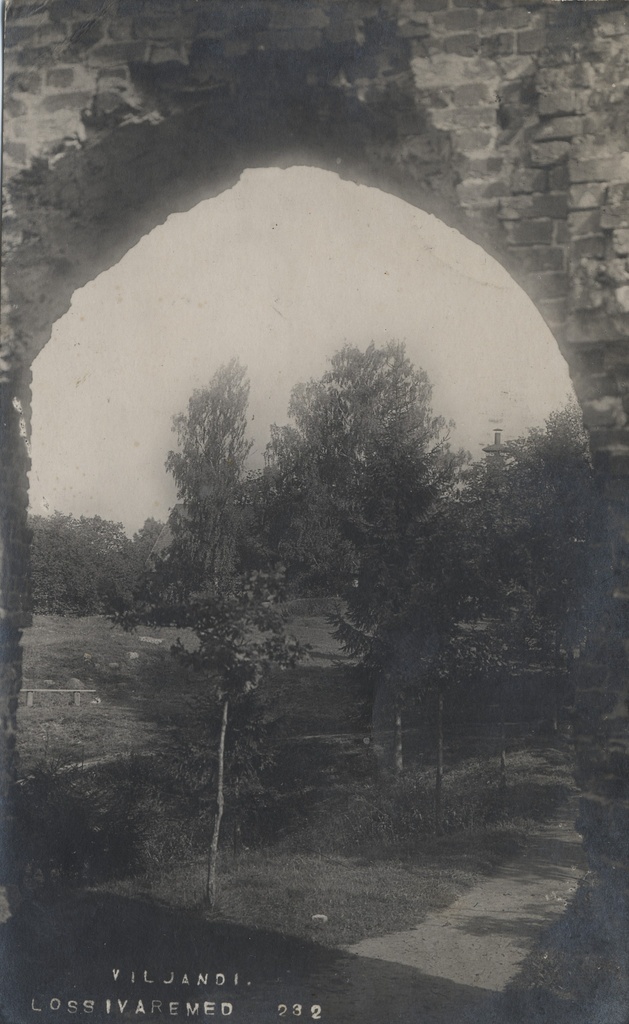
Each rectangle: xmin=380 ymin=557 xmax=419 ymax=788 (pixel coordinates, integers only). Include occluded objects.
xmin=347 ymin=803 xmax=585 ymax=994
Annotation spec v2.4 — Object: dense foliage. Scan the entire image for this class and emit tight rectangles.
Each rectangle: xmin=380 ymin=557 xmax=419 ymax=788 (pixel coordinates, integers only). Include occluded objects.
xmin=29 ymin=513 xmax=163 ymax=615
xmin=31 ymin=346 xmax=604 ymax=780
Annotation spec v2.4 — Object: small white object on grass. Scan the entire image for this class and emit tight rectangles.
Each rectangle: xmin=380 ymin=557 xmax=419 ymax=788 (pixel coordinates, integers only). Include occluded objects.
xmin=128 ymin=652 xmax=139 ymax=660
xmin=311 ymin=914 xmax=328 ymax=924
xmin=140 ymin=636 xmax=164 ymax=645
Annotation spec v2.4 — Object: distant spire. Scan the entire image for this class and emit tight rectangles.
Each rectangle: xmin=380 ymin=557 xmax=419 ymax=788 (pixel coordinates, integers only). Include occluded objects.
xmin=483 ymin=428 xmax=504 ymax=455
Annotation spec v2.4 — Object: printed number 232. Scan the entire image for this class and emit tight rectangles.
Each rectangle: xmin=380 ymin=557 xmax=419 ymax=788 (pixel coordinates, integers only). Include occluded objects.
xmin=278 ymin=1005 xmax=322 ymax=1018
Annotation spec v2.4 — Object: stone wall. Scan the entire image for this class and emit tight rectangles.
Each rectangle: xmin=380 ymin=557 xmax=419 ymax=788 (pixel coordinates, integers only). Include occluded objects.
xmin=3 ymin=0 xmax=629 ymax=920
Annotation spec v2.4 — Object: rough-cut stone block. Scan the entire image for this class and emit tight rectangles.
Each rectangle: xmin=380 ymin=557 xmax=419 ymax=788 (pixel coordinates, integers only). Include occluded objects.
xmin=569 ymin=183 xmax=607 ymax=210
xmin=516 ymin=28 xmax=545 ymax=54
xmin=549 ymin=164 xmax=570 ymax=191
xmin=4 ymin=96 xmax=27 ymax=117
xmin=614 ymin=230 xmax=629 ymax=256
xmin=517 ymin=246 xmax=566 ymax=273
xmin=534 ymin=271 xmax=569 ymax=298
xmin=5 ymin=23 xmax=43 ymax=46
xmin=443 ymin=33 xmax=479 ymax=56
xmin=87 ymin=41 xmax=147 ymax=65
xmin=530 ymin=142 xmax=571 ymax=167
xmin=573 ymin=235 xmax=610 ymax=262
xmin=569 ymin=210 xmax=602 ymax=237
xmin=269 ymin=6 xmax=329 ymax=30
xmin=606 ymin=183 xmax=629 ymax=205
xmin=7 ymin=71 xmax=41 ymax=93
xmin=107 ymin=17 xmax=136 ymax=42
xmin=456 ymin=178 xmax=509 ymax=203
xmin=398 ymin=19 xmax=430 ymax=40
xmin=481 ymin=8 xmax=529 ymax=32
xmin=537 ymin=297 xmax=567 ymax=327
xmin=596 ymin=12 xmax=629 ymax=37
xmin=463 ymin=155 xmax=504 ymax=177
xmin=3 ymin=141 xmax=28 ymax=164
xmin=534 ymin=116 xmax=584 ymax=142
xmin=454 ymin=128 xmax=493 ymax=150
xmin=453 ymin=82 xmax=490 ymax=106
xmin=505 ymin=218 xmax=553 ymax=245
xmin=511 ymin=168 xmax=547 ymax=194
xmin=46 ymin=67 xmax=75 ymax=88
xmin=537 ymin=65 xmax=589 ymax=92
xmin=97 ymin=66 xmax=129 ymax=80
xmin=413 ymin=0 xmax=448 ymax=9
xmin=602 ymin=205 xmax=629 ymax=230
xmin=499 ymin=192 xmax=568 ymax=220
xmin=567 ymin=314 xmax=627 ymax=344
xmin=480 ymin=33 xmax=514 ymax=57
xmin=433 ymin=9 xmax=478 ymax=32
xmin=569 ymin=155 xmax=628 ymax=183
xmin=435 ymin=106 xmax=496 ymax=130
xmin=539 ymin=89 xmax=583 ymax=116
xmin=573 ymin=375 xmax=619 ymax=403
xmin=604 ymin=260 xmax=629 ymax=287
xmin=15 ymin=44 xmax=55 ymax=67
xmin=257 ymin=28 xmax=322 ymax=50
xmin=41 ymin=90 xmax=93 ymax=113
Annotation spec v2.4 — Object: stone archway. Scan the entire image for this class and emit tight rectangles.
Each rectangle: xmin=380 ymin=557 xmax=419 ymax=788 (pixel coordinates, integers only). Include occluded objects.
xmin=3 ymin=0 xmax=629 ymax=928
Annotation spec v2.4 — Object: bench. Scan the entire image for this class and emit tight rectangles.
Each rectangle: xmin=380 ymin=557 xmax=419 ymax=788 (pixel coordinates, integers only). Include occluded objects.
xmin=23 ymin=688 xmax=97 ymax=707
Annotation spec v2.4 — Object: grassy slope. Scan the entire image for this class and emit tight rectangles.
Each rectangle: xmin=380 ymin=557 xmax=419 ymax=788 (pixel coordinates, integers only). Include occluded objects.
xmin=19 ymin=613 xmax=363 ymax=762
xmin=20 ymin=615 xmax=183 ymax=766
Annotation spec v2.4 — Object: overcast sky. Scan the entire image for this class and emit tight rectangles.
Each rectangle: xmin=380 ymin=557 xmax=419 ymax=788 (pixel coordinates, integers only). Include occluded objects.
xmin=29 ymin=166 xmax=574 ymax=534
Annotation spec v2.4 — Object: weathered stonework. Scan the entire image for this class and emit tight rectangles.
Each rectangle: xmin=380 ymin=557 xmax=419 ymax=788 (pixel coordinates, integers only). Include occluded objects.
xmin=3 ymin=0 xmax=629 ymax=941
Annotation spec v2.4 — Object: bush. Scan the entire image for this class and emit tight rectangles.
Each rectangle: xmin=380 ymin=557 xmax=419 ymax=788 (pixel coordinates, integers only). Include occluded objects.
xmin=13 ymin=757 xmax=158 ymax=889
xmin=291 ymin=750 xmax=573 ymax=859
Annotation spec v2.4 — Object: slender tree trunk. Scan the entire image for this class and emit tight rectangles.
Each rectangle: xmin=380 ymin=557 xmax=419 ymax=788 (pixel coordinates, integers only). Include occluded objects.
xmin=552 ymin=631 xmax=561 ymax=734
xmin=206 ymin=697 xmax=229 ymax=907
xmin=435 ymin=688 xmax=444 ymax=836
xmin=232 ymin=781 xmax=241 ymax=859
xmin=499 ymin=684 xmax=507 ymax=798
xmin=394 ymin=698 xmax=404 ymax=774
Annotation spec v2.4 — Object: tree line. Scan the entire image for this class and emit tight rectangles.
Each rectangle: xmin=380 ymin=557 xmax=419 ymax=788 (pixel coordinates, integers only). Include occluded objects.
xmin=31 ymin=342 xmax=604 ymax=753
xmin=29 ymin=514 xmax=163 ymax=615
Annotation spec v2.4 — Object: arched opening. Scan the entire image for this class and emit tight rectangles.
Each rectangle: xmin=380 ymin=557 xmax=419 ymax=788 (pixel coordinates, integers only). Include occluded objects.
xmin=3 ymin=2 xmax=629 ymax=1014
xmin=9 ymin=164 xmax=598 ymax=1021
xmin=29 ymin=166 xmax=572 ymax=530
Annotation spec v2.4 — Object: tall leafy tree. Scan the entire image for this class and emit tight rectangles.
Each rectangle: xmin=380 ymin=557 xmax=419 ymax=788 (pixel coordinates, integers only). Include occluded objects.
xmin=266 ymin=341 xmax=464 ymax=768
xmin=165 ymin=358 xmax=253 ymax=598
xmin=120 ymin=363 xmax=305 ymax=904
xmin=453 ymin=403 xmax=605 ymax=728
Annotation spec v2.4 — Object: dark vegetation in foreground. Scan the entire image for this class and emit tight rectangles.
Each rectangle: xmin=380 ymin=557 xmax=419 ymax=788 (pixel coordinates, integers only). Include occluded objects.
xmin=14 ymin=614 xmax=576 ymax=947
xmin=491 ymin=872 xmax=629 ymax=1024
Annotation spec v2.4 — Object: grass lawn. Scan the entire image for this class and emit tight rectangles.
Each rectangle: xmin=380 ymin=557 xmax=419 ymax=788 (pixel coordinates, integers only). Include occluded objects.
xmin=19 ymin=612 xmax=361 ymax=768
xmin=106 ymin=847 xmax=489 ymax=947
xmin=106 ymin=827 xmax=532 ymax=948
xmin=18 ymin=614 xmax=579 ymax=949
xmin=20 ymin=615 xmax=184 ymax=766
xmin=100 ymin=746 xmax=575 ymax=946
